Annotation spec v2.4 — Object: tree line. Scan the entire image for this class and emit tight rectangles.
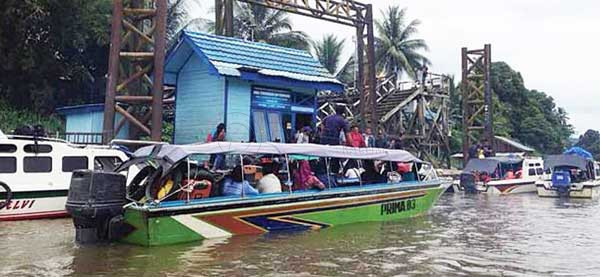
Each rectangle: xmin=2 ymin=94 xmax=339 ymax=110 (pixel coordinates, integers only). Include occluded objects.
xmin=0 ymin=0 xmax=579 ymax=155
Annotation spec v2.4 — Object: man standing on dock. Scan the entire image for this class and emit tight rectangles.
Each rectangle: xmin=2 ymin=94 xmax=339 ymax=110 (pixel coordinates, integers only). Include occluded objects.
xmin=320 ymin=106 xmax=349 ymax=146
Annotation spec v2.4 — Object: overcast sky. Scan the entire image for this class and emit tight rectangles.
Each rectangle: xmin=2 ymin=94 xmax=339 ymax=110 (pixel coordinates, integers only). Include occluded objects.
xmin=191 ymin=0 xmax=599 ymax=136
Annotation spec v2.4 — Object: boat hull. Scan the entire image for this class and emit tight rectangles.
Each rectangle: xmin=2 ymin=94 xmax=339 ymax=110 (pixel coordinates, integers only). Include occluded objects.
xmin=536 ymin=182 xmax=600 ymax=199
xmin=479 ymin=180 xmax=537 ymax=195
xmin=0 ymin=190 xmax=69 ymax=221
xmin=120 ymin=182 xmax=445 ymax=246
xmin=457 ymin=179 xmax=537 ymax=195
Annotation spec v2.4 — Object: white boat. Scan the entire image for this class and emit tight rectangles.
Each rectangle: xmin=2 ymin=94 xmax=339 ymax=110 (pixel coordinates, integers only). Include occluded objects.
xmin=536 ymin=154 xmax=600 ymax=198
xmin=457 ymin=156 xmax=545 ymax=194
xmin=0 ymin=133 xmax=129 ymax=221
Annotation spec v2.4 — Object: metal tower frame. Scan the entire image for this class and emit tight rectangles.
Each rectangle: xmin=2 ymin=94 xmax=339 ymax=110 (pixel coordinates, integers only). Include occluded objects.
xmin=461 ymin=44 xmax=492 ymax=162
xmin=102 ymin=0 xmax=168 ymax=143
xmin=215 ymin=0 xmax=379 ymax=129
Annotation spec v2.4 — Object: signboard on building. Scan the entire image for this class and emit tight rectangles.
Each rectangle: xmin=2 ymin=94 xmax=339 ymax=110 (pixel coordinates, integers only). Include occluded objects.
xmin=252 ymin=89 xmax=291 ymax=111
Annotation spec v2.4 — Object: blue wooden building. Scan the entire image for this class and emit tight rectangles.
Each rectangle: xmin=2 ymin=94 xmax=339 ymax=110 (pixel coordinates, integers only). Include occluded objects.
xmin=56 ymin=103 xmax=129 ymax=144
xmin=164 ymin=31 xmax=343 ymax=144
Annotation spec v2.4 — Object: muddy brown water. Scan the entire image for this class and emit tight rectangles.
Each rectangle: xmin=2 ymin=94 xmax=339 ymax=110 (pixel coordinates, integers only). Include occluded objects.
xmin=2 ymin=193 xmax=600 ymax=276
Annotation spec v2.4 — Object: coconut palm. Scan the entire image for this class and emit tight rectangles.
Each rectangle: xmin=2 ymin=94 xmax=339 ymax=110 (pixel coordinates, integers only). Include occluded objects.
xmin=375 ymin=6 xmax=430 ymax=81
xmin=232 ymin=2 xmax=309 ymax=50
xmin=166 ymin=0 xmax=206 ymax=48
xmin=312 ymin=34 xmax=345 ymax=75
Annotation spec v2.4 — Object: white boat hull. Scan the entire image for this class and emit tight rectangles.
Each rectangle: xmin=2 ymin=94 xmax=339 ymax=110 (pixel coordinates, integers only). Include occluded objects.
xmin=457 ymin=179 xmax=538 ymax=195
xmin=0 ymin=194 xmax=68 ymax=221
xmin=536 ymin=181 xmax=600 ymax=199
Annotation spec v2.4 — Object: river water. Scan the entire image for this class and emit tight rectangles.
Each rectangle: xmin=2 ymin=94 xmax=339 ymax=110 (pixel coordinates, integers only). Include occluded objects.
xmin=2 ymin=193 xmax=600 ymax=276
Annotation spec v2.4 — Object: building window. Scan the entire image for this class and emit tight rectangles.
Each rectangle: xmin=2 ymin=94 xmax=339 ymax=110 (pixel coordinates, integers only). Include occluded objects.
xmin=24 ymin=144 xmax=52 ymax=153
xmin=0 ymin=144 xmax=17 ymax=153
xmin=62 ymin=156 xmax=89 ymax=172
xmin=24 ymin=157 xmax=52 ymax=173
xmin=267 ymin=112 xmax=284 ymax=142
xmin=0 ymin=157 xmax=17 ymax=173
xmin=94 ymin=156 xmax=123 ymax=171
xmin=252 ymin=111 xmax=269 ymax=142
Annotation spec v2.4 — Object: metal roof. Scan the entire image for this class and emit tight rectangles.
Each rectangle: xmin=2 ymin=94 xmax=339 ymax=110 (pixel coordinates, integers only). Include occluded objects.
xmin=165 ymin=31 xmax=343 ymax=92
xmin=55 ymin=103 xmax=104 ymax=115
xmin=494 ymin=136 xmax=535 ymax=152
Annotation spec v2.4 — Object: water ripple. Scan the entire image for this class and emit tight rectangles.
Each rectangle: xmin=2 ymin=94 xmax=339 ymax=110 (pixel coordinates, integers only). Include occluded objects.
xmin=2 ymin=193 xmax=600 ymax=276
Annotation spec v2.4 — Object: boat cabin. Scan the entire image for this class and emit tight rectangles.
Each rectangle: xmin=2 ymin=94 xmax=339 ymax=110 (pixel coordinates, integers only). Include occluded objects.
xmin=118 ymin=142 xmax=438 ymax=205
xmin=462 ymin=156 xmax=544 ymax=183
xmin=0 ymin=135 xmax=129 ymax=194
xmin=544 ymin=154 xmax=600 ymax=183
xmin=164 ymin=31 xmax=343 ymax=144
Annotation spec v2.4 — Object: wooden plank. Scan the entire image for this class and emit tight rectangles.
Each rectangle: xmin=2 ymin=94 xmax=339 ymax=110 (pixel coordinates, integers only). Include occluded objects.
xmin=115 ymin=105 xmax=151 ymax=135
xmin=123 ymin=19 xmax=154 ymax=46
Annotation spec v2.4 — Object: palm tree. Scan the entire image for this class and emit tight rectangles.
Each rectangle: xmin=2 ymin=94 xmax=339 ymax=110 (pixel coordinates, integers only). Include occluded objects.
xmin=312 ymin=34 xmax=345 ymax=75
xmin=375 ymin=6 xmax=430 ymax=81
xmin=232 ymin=2 xmax=309 ymax=50
xmin=166 ymin=0 xmax=206 ymax=48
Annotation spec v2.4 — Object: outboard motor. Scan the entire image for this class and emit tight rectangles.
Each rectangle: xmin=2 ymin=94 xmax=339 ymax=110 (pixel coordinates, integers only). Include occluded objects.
xmin=551 ymin=170 xmax=571 ymax=196
xmin=66 ymin=170 xmax=128 ymax=243
xmin=460 ymin=172 xmax=478 ymax=194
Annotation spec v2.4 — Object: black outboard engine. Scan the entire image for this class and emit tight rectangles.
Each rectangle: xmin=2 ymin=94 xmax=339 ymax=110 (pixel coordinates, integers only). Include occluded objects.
xmin=66 ymin=170 xmax=128 ymax=243
xmin=460 ymin=172 xmax=478 ymax=194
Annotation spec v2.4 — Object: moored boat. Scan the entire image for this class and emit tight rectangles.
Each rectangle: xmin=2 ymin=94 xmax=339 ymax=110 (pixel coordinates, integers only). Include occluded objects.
xmin=0 ymin=132 xmax=129 ymax=221
xmin=458 ymin=156 xmax=545 ymax=194
xmin=65 ymin=142 xmax=447 ymax=246
xmin=536 ymin=154 xmax=600 ymax=198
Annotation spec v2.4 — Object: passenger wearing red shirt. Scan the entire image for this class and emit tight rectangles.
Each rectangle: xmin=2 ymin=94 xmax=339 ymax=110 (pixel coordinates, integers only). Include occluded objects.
xmin=347 ymin=125 xmax=366 ymax=148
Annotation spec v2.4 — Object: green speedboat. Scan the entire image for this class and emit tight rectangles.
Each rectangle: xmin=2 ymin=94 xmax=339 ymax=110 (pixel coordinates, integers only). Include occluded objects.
xmin=66 ymin=142 xmax=447 ymax=246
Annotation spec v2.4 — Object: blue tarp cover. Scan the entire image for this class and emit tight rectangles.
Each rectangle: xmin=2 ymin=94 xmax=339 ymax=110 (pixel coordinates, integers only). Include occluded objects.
xmin=563 ymin=147 xmax=593 ymax=159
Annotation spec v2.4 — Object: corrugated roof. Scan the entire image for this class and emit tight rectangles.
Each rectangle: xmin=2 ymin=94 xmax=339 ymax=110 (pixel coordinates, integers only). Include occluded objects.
xmin=165 ymin=31 xmax=343 ymax=91
xmin=495 ymin=135 xmax=535 ymax=152
xmin=56 ymin=103 xmax=105 ymax=115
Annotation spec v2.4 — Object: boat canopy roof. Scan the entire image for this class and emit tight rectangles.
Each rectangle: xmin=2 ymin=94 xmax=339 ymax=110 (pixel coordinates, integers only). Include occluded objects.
xmin=544 ymin=154 xmax=591 ymax=170
xmin=463 ymin=156 xmax=523 ymax=173
xmin=133 ymin=142 xmax=423 ymax=164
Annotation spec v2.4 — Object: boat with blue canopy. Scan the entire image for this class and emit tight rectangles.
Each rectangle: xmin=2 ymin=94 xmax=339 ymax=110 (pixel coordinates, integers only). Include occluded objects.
xmin=536 ymin=149 xmax=600 ymax=198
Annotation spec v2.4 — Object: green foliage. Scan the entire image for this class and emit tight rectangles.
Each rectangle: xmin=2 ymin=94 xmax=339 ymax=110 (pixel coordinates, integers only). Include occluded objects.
xmin=312 ymin=34 xmax=345 ymax=75
xmin=0 ymin=100 xmax=64 ymax=135
xmin=231 ymin=2 xmax=309 ymax=50
xmin=375 ymin=6 xmax=429 ymax=80
xmin=0 ymin=0 xmax=112 ymax=114
xmin=490 ymin=62 xmax=573 ymax=153
xmin=576 ymin=130 xmax=600 ymax=160
xmin=451 ymin=62 xmax=573 ymax=154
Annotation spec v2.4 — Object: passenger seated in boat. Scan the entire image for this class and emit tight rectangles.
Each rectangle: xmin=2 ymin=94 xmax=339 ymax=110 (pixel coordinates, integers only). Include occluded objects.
xmin=480 ymin=172 xmax=492 ymax=183
xmin=397 ymin=162 xmax=416 ymax=181
xmin=257 ymin=162 xmax=282 ymax=194
xmin=293 ymin=160 xmax=326 ymax=191
xmin=361 ymin=160 xmax=386 ymax=184
xmin=312 ymin=159 xmax=336 ymax=188
xmin=222 ymin=165 xmax=259 ymax=196
xmin=504 ymin=169 xmax=515 ymax=180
